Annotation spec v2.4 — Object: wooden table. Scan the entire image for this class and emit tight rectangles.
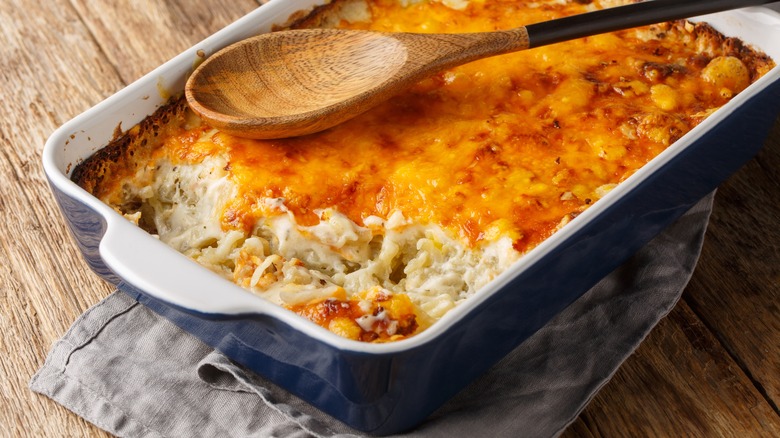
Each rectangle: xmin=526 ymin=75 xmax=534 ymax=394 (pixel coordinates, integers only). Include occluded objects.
xmin=1 ymin=1 xmax=778 ymax=436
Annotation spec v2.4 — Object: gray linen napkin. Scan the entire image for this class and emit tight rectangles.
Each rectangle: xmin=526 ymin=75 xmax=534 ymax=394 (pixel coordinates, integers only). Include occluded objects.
xmin=30 ymin=194 xmax=714 ymax=438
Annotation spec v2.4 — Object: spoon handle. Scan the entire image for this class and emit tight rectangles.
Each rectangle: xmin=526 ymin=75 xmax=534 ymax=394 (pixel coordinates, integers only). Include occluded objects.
xmin=525 ymin=0 xmax=779 ymax=48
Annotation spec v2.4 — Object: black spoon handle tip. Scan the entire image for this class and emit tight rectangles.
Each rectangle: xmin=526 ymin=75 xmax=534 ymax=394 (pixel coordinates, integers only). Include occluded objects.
xmin=525 ymin=0 xmax=780 ymax=49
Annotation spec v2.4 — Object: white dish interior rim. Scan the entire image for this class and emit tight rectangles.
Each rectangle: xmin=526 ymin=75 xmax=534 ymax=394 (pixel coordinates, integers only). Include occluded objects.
xmin=42 ymin=0 xmax=780 ymax=353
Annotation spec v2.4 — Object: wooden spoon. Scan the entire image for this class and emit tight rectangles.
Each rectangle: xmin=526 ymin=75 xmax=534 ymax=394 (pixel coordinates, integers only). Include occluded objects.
xmin=185 ymin=0 xmax=777 ymax=139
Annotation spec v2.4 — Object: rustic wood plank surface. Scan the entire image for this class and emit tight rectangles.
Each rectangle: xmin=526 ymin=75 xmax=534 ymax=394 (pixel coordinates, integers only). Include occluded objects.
xmin=1 ymin=1 xmax=778 ymax=437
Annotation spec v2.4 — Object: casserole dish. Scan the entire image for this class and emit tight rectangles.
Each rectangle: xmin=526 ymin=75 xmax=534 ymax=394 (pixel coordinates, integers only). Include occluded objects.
xmin=43 ymin=0 xmax=780 ymax=434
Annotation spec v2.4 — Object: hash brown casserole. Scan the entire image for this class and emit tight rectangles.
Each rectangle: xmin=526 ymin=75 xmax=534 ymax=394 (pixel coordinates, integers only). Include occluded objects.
xmin=72 ymin=0 xmax=774 ymax=342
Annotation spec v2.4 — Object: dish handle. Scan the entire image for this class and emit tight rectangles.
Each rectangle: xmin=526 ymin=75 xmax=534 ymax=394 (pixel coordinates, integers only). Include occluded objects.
xmin=99 ymin=217 xmax=269 ymax=315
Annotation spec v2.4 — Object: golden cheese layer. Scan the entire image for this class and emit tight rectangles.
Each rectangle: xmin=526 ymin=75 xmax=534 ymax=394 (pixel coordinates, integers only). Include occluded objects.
xmin=223 ymin=0 xmax=773 ymax=252
xmin=73 ymin=0 xmax=774 ymax=342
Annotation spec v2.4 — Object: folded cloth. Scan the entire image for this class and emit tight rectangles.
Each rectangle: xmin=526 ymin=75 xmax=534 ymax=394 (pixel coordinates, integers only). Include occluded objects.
xmin=30 ymin=194 xmax=714 ymax=438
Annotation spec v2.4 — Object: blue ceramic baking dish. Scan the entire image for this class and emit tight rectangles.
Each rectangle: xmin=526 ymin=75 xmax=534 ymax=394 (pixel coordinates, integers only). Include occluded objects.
xmin=42 ymin=0 xmax=780 ymax=434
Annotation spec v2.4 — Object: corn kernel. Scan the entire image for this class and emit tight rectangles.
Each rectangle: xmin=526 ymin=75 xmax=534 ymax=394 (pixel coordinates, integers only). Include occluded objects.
xmin=702 ymin=56 xmax=750 ymax=95
xmin=384 ymin=294 xmax=416 ymax=321
xmin=650 ymin=84 xmax=678 ymax=111
xmin=328 ymin=317 xmax=362 ymax=340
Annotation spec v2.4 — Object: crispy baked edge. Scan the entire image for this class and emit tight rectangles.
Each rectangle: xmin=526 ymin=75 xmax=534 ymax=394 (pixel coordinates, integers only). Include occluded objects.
xmin=72 ymin=97 xmax=189 ymax=201
xmin=677 ymin=20 xmax=775 ymax=81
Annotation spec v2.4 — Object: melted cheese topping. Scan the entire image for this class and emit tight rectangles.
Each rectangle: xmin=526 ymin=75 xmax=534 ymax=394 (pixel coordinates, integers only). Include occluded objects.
xmin=80 ymin=0 xmax=773 ymax=342
xmin=219 ymin=0 xmax=759 ymax=252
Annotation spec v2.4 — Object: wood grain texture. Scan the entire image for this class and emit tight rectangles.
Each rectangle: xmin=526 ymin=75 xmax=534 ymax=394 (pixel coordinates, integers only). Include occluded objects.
xmin=685 ymin=117 xmax=780 ymax=409
xmin=185 ymin=27 xmax=531 ymax=138
xmin=0 ymin=1 xmax=260 ymax=437
xmin=564 ymin=302 xmax=780 ymax=437
xmin=1 ymin=1 xmax=125 ymax=436
xmin=69 ymin=0 xmax=261 ymax=84
xmin=1 ymin=0 xmax=778 ymax=437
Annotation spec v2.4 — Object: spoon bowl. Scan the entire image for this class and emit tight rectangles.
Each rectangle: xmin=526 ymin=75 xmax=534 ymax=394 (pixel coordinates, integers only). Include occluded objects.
xmin=185 ymin=0 xmax=777 ymax=139
xmin=186 ymin=27 xmax=527 ymax=138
